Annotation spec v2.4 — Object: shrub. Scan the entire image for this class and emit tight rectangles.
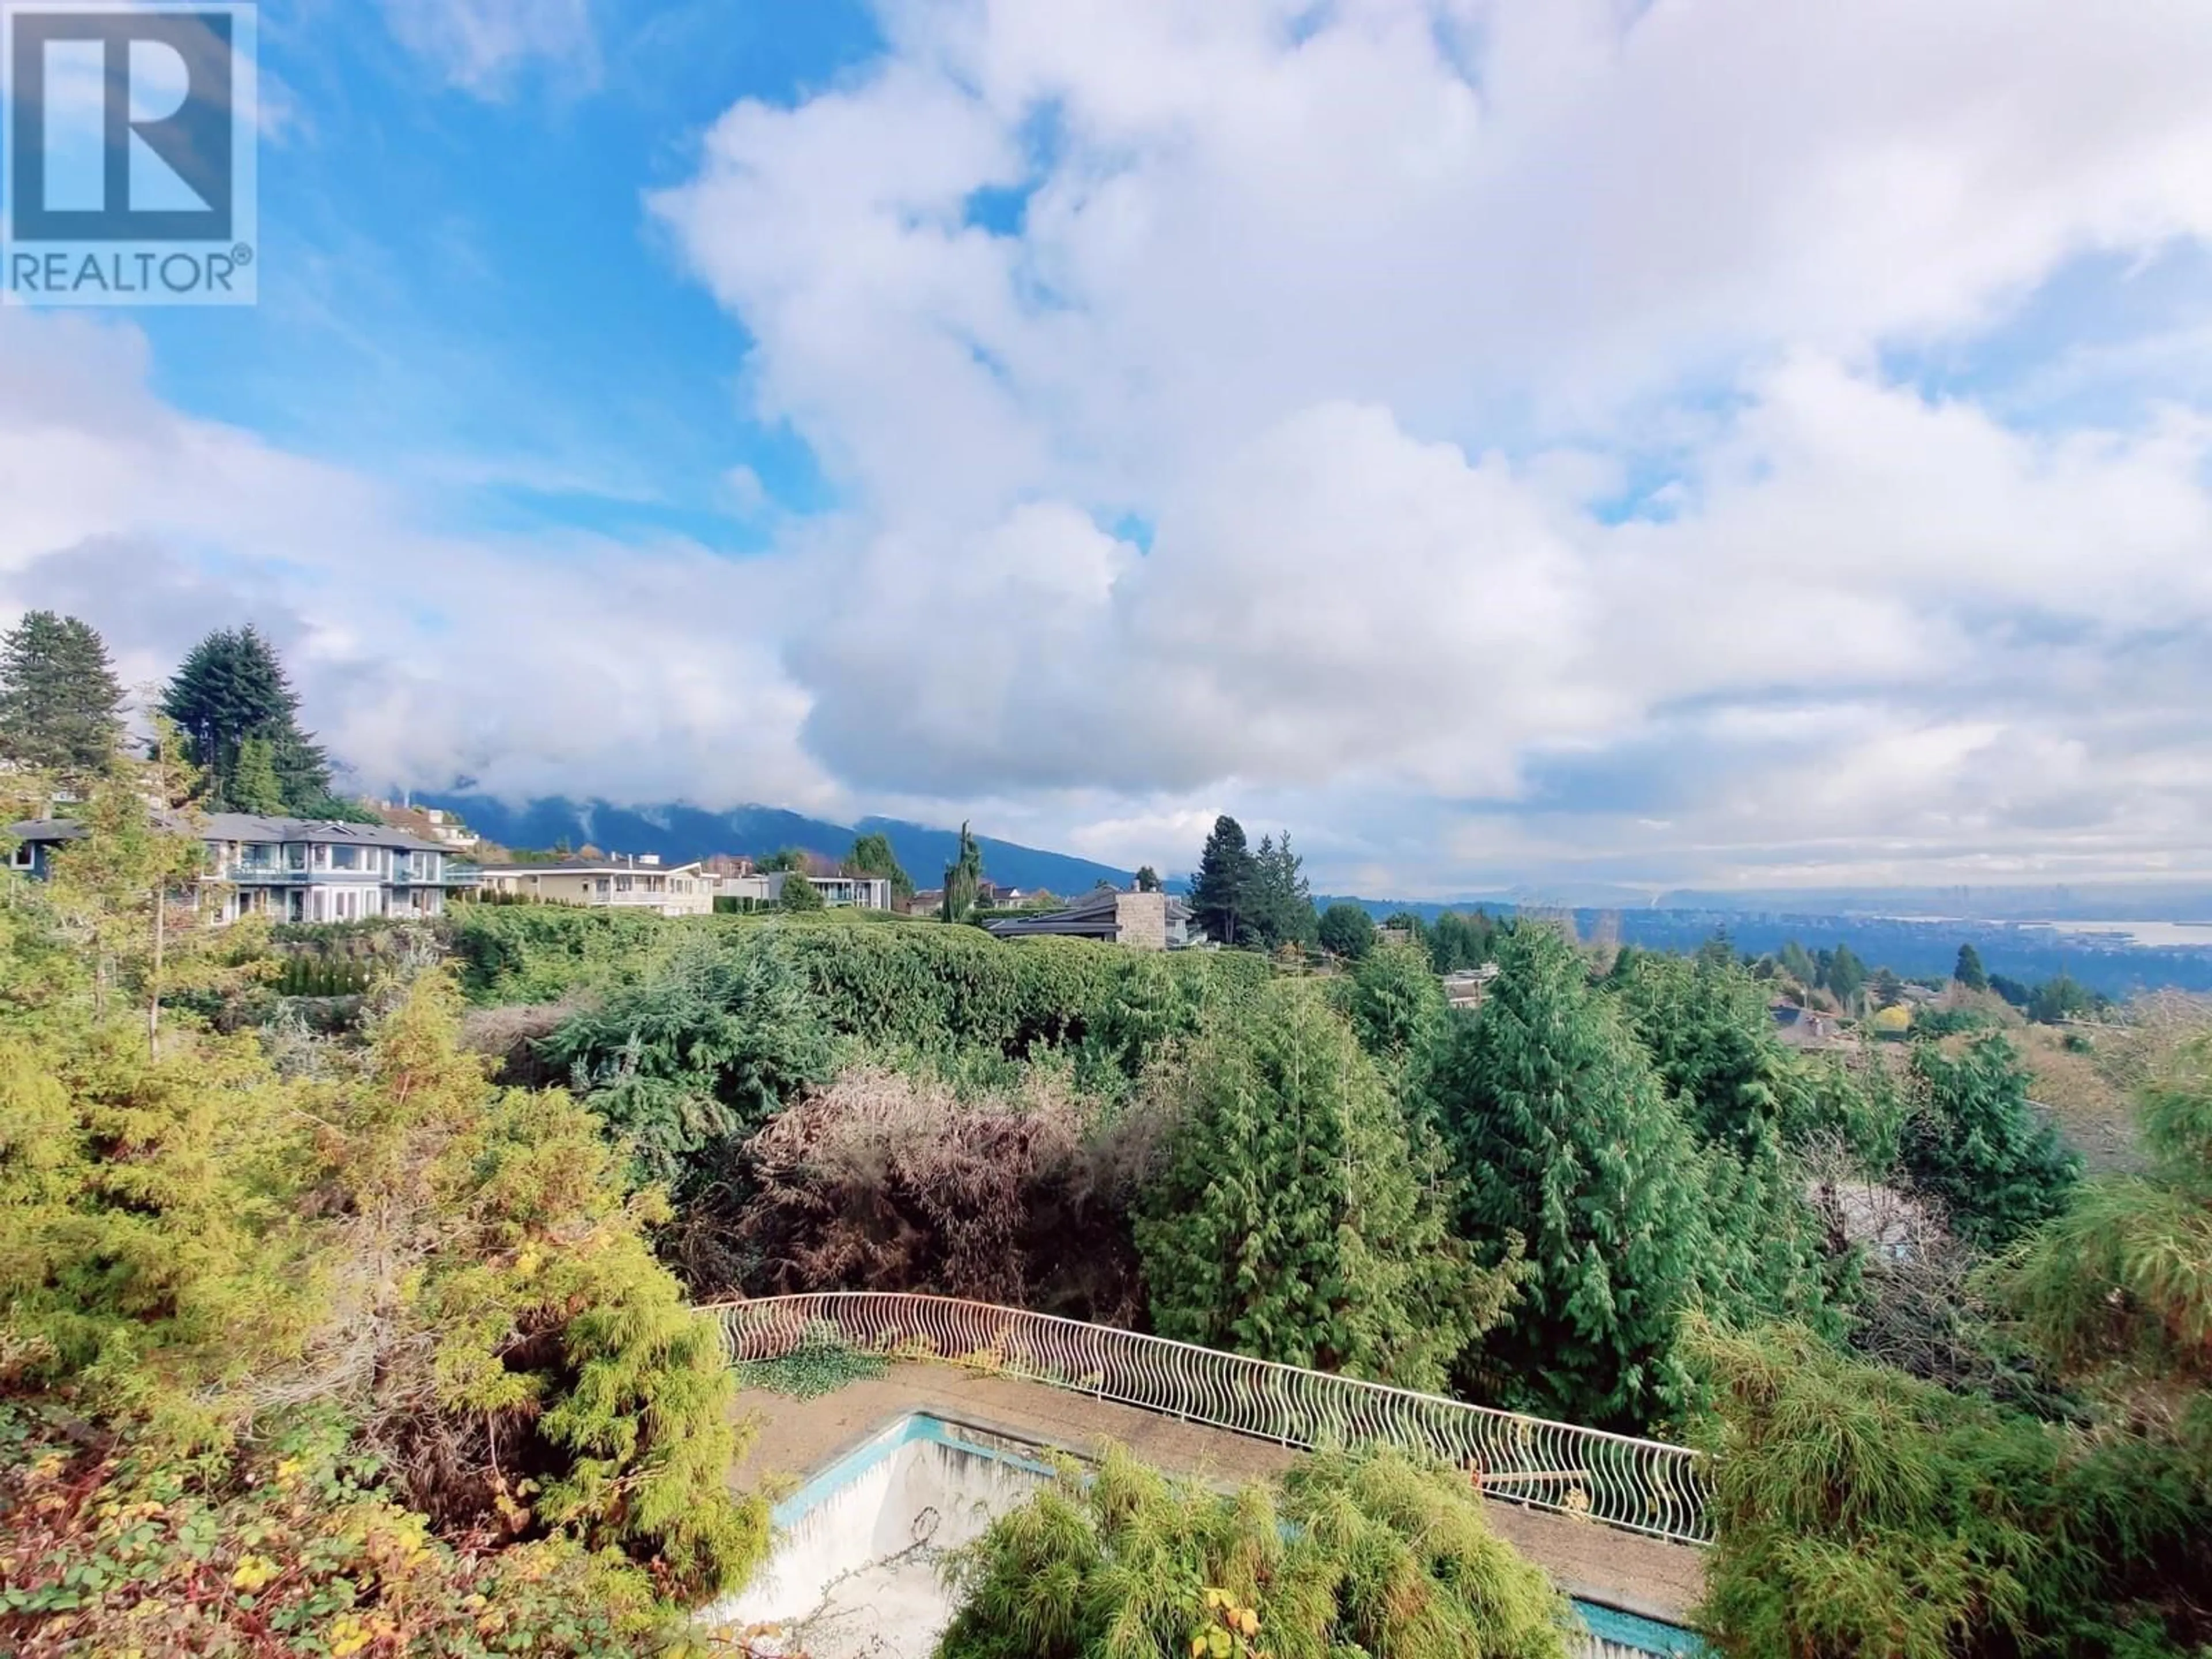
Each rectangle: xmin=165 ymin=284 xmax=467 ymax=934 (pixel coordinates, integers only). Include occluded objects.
xmin=1902 ymin=1036 xmax=2079 ymax=1248
xmin=729 ymin=1064 xmax=1154 ymax=1319
xmin=1135 ymin=983 xmax=1516 ymax=1391
xmin=537 ymin=935 xmax=837 ymax=1190
xmin=937 ymin=1441 xmax=1574 ymax=1659
xmin=0 ymin=1404 xmax=675 ymax=1659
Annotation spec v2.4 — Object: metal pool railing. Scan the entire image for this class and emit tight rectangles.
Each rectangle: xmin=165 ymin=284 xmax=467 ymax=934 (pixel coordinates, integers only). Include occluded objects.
xmin=708 ymin=1291 xmax=1709 ymax=1546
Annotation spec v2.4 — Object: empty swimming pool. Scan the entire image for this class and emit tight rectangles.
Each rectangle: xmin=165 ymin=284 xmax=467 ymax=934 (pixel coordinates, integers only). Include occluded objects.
xmin=704 ymin=1412 xmax=1706 ymax=1658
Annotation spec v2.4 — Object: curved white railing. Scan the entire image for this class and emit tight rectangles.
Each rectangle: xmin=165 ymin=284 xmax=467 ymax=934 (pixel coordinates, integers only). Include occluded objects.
xmin=709 ymin=1291 xmax=1709 ymax=1546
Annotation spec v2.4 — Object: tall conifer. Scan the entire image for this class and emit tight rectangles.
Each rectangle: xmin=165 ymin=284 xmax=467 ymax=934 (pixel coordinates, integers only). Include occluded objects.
xmin=1136 ymin=984 xmax=1515 ymax=1391
xmin=0 ymin=611 xmax=126 ymax=778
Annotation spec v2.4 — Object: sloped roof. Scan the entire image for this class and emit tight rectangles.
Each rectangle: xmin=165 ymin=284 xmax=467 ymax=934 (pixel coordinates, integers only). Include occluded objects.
xmin=12 ymin=814 xmax=449 ymax=854
xmin=984 ymin=888 xmax=1190 ymax=938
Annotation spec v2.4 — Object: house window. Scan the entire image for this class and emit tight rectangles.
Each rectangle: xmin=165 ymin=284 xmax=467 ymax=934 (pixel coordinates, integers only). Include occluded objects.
xmin=10 ymin=843 xmax=33 ymax=870
xmin=329 ymin=844 xmax=359 ymax=871
xmin=287 ymin=843 xmax=308 ymax=870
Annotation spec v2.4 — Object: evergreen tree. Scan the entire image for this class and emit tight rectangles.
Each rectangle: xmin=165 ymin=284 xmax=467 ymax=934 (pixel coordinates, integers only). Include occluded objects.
xmin=1427 ymin=924 xmax=1724 ymax=1429
xmin=778 ymin=872 xmax=825 ymax=912
xmin=1133 ymin=864 xmax=1161 ymax=892
xmin=228 ymin=736 xmax=286 ymax=815
xmin=1340 ymin=937 xmax=1447 ymax=1062
xmin=0 ymin=611 xmax=126 ymax=778
xmin=1902 ymin=1036 xmax=2080 ymax=1247
xmin=1248 ymin=831 xmax=1317 ymax=950
xmin=1778 ymin=938 xmax=1817 ymax=987
xmin=2026 ymin=973 xmax=2099 ymax=1025
xmin=846 ymin=831 xmax=914 ymax=899
xmin=1135 ymin=984 xmax=1516 ymax=1391
xmin=1429 ymin=909 xmax=1497 ymax=972
xmin=160 ymin=625 xmax=339 ymax=815
xmin=1952 ymin=942 xmax=1988 ymax=992
xmin=941 ymin=821 xmax=983 ymax=925
xmin=1820 ymin=942 xmax=1868 ymax=1008
xmin=1188 ymin=814 xmax=1256 ymax=947
xmin=1317 ymin=900 xmax=1377 ymax=961
xmin=1612 ymin=949 xmax=1801 ymax=1151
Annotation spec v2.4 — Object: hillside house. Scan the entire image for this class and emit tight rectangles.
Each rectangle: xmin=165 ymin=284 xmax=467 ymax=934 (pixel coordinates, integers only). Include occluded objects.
xmin=9 ymin=813 xmax=478 ymax=923
xmin=717 ymin=868 xmax=892 ymax=910
xmin=475 ymin=853 xmax=713 ymax=917
xmin=984 ymin=888 xmax=1189 ymax=949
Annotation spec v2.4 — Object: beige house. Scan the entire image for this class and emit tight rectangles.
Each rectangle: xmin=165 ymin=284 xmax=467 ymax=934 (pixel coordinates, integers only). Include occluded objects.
xmin=475 ymin=853 xmax=713 ymax=917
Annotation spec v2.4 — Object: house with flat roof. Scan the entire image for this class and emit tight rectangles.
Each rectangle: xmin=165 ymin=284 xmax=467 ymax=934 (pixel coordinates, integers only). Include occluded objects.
xmin=983 ymin=888 xmax=1189 ymax=949
xmin=474 ymin=853 xmax=713 ymax=917
xmin=8 ymin=813 xmax=478 ymax=923
xmin=713 ymin=869 xmax=893 ymax=910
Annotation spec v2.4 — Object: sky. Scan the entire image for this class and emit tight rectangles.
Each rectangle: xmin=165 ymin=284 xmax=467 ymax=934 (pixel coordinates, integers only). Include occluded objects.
xmin=5 ymin=0 xmax=2212 ymax=897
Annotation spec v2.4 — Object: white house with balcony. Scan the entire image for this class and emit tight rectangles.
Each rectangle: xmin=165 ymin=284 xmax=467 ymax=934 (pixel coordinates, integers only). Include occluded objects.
xmin=8 ymin=813 xmax=479 ymax=923
xmin=473 ymin=853 xmax=714 ymax=917
xmin=715 ymin=869 xmax=893 ymax=910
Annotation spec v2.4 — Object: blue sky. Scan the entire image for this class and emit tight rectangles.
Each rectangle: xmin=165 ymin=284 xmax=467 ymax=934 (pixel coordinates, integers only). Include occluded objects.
xmin=133 ymin=0 xmax=882 ymax=547
xmin=5 ymin=0 xmax=2212 ymax=895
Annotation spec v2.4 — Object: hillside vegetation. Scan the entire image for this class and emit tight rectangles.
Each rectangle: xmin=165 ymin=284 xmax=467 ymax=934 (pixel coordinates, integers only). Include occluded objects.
xmin=7 ymin=757 xmax=2211 ymax=1654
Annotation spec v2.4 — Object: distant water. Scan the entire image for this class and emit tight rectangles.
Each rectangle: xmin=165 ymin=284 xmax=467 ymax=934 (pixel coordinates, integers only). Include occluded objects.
xmin=2041 ymin=920 xmax=2212 ymax=950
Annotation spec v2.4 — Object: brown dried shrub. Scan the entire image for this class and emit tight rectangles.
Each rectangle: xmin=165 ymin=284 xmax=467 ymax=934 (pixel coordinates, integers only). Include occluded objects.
xmin=726 ymin=1065 xmax=1166 ymax=1323
xmin=458 ymin=995 xmax=590 ymax=1087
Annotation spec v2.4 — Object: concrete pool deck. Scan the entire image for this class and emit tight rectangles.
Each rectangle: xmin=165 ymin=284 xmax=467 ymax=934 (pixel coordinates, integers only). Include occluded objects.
xmin=731 ymin=1360 xmax=1705 ymax=1625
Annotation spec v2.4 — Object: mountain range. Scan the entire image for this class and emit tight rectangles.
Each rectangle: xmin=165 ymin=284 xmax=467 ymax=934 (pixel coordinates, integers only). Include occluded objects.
xmin=415 ymin=794 xmax=1136 ymax=896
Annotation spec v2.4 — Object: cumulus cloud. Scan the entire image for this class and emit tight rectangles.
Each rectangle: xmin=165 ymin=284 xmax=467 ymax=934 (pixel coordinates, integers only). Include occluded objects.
xmin=0 ymin=310 xmax=833 ymax=815
xmin=12 ymin=0 xmax=2212 ymax=892
xmin=639 ymin=0 xmax=2212 ymax=888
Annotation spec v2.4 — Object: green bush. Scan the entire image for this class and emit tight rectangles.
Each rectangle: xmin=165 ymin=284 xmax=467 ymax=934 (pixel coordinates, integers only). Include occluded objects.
xmin=1903 ymin=1036 xmax=2079 ymax=1247
xmin=938 ymin=1441 xmax=1574 ymax=1659
xmin=1137 ymin=982 xmax=1517 ymax=1391
xmin=537 ymin=935 xmax=838 ymax=1188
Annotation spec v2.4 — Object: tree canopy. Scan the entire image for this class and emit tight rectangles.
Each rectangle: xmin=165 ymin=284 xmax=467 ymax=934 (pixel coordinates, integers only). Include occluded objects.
xmin=941 ymin=820 xmax=983 ymax=924
xmin=0 ymin=610 xmax=126 ymax=779
xmin=1902 ymin=1035 xmax=2079 ymax=1247
xmin=1247 ymin=831 xmax=1317 ymax=950
xmin=846 ymin=830 xmax=914 ymax=898
xmin=159 ymin=625 xmax=368 ymax=819
xmin=1188 ymin=813 xmax=1256 ymax=946
xmin=1317 ymin=899 xmax=1377 ymax=960
xmin=1136 ymin=982 xmax=1516 ymax=1391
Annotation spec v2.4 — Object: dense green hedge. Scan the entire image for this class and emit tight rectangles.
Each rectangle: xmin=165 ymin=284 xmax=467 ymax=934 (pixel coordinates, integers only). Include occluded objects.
xmin=445 ymin=904 xmax=1273 ymax=1073
xmin=444 ymin=904 xmax=679 ymax=1002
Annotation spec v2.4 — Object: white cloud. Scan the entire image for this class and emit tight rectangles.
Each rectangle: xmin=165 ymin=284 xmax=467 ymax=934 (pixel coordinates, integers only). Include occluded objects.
xmin=639 ymin=0 xmax=2212 ymax=887
xmin=0 ymin=310 xmax=832 ymax=815
xmin=379 ymin=0 xmax=597 ymax=96
xmin=14 ymin=0 xmax=2212 ymax=893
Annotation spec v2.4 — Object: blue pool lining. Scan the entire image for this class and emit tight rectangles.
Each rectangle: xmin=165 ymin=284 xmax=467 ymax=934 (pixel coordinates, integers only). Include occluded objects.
xmin=769 ymin=1409 xmax=1062 ymax=1528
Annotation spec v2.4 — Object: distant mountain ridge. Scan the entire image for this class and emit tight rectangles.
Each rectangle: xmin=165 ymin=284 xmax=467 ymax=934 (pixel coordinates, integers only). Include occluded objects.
xmin=415 ymin=794 xmax=1135 ymax=896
